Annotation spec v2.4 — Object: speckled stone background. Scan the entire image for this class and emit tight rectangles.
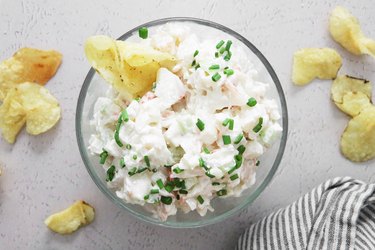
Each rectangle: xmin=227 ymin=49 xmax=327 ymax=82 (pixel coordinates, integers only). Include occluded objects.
xmin=0 ymin=0 xmax=374 ymax=249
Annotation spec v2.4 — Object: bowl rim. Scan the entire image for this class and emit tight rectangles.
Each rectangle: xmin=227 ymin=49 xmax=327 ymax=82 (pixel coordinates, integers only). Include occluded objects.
xmin=76 ymin=17 xmax=288 ymax=228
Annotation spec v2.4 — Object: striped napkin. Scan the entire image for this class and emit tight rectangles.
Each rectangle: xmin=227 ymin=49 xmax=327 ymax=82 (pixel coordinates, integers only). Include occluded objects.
xmin=237 ymin=177 xmax=375 ymax=250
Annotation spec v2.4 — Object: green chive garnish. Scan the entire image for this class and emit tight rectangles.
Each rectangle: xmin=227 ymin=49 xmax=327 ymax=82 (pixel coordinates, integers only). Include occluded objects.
xmin=209 ymin=64 xmax=220 ymax=70
xmin=144 ymin=155 xmax=150 ymax=167
xmin=150 ymin=189 xmax=159 ymax=194
xmin=135 ymin=97 xmax=141 ymax=102
xmin=205 ymin=172 xmax=215 ymax=178
xmin=144 ymin=194 xmax=150 ymax=200
xmin=164 ymin=182 xmax=175 ymax=193
xmin=194 ymin=63 xmax=201 ymax=70
xmin=215 ymin=52 xmax=219 ymax=58
xmin=247 ymin=97 xmax=257 ymax=107
xmin=156 ymin=179 xmax=164 ymax=189
xmin=203 ymin=147 xmax=210 ymax=154
xmin=196 ymin=118 xmax=205 ymax=131
xmin=132 ymin=155 xmax=137 ymax=160
xmin=212 ymin=182 xmax=221 ymax=186
xmin=197 ymin=195 xmax=204 ymax=204
xmin=253 ymin=117 xmax=263 ymax=133
xmin=228 ymin=119 xmax=234 ymax=130
xmin=222 ymin=135 xmax=231 ymax=145
xmin=194 ymin=50 xmax=199 ymax=57
xmin=160 ymin=196 xmax=173 ymax=205
xmin=212 ymin=72 xmax=221 ymax=82
xmin=224 ymin=68 xmax=234 ymax=76
xmin=137 ymin=167 xmax=147 ymax=174
xmin=199 ymin=157 xmax=208 ymax=170
xmin=217 ymin=189 xmax=227 ymax=196
xmin=138 ymin=27 xmax=148 ymax=39
xmin=222 ymin=118 xmax=230 ymax=126
xmin=120 ymin=109 xmax=129 ymax=122
xmin=114 ymin=130 xmax=122 ymax=147
xmin=234 ymin=134 xmax=243 ymax=144
xmin=224 ymin=51 xmax=232 ymax=61
xmin=191 ymin=60 xmax=196 ymax=67
xmin=237 ymin=145 xmax=246 ymax=155
xmin=216 ymin=40 xmax=225 ymax=49
xmin=219 ymin=46 xmax=226 ymax=54
xmin=99 ymin=150 xmax=108 ymax=164
xmin=126 ymin=144 xmax=132 ymax=150
xmin=106 ymin=165 xmax=116 ymax=181
xmin=256 ymin=160 xmax=260 ymax=166
xmin=225 ymin=40 xmax=232 ymax=51
xmin=179 ymin=189 xmax=188 ymax=194
xmin=228 ymin=165 xmax=237 ymax=175
xmin=119 ymin=158 xmax=126 ymax=168
xmin=173 ymin=167 xmax=184 ymax=174
xmin=230 ymin=174 xmax=239 ymax=181
xmin=128 ymin=167 xmax=137 ymax=176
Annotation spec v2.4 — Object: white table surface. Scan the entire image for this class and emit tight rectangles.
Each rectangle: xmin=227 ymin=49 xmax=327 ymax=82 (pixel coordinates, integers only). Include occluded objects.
xmin=1 ymin=0 xmax=374 ymax=249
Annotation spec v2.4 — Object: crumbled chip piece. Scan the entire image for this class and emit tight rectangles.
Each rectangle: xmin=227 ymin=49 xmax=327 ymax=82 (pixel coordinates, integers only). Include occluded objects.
xmin=44 ymin=200 xmax=95 ymax=235
xmin=0 ymin=82 xmax=61 ymax=143
xmin=329 ymin=6 xmax=375 ymax=57
xmin=84 ymin=35 xmax=176 ymax=100
xmin=0 ymin=48 xmax=62 ymax=100
xmin=331 ymin=75 xmax=372 ymax=116
xmin=292 ymin=48 xmax=342 ymax=85
xmin=340 ymin=106 xmax=375 ymax=162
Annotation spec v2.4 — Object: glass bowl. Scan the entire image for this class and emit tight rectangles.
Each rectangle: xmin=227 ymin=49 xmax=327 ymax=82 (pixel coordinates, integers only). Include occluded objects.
xmin=76 ymin=17 xmax=288 ymax=228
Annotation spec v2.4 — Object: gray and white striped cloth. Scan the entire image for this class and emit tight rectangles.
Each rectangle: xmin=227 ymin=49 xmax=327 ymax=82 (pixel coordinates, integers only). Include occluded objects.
xmin=237 ymin=177 xmax=375 ymax=250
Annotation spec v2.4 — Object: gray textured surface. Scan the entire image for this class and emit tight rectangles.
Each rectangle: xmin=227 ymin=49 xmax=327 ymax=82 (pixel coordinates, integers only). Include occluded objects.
xmin=0 ymin=0 xmax=374 ymax=249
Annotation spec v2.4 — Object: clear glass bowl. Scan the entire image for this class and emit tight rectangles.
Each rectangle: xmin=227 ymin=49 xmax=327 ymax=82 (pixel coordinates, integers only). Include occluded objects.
xmin=76 ymin=17 xmax=288 ymax=228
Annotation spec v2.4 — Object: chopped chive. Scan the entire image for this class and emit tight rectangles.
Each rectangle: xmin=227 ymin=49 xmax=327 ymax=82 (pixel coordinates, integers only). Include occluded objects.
xmin=144 ymin=194 xmax=150 ymax=200
xmin=217 ymin=189 xmax=227 ymax=196
xmin=137 ymin=167 xmax=147 ymax=174
xmin=247 ymin=97 xmax=257 ymax=107
xmin=179 ymin=189 xmax=188 ymax=194
xmin=219 ymin=46 xmax=226 ymax=54
xmin=119 ymin=158 xmax=126 ymax=168
xmin=212 ymin=72 xmax=221 ymax=82
xmin=160 ymin=196 xmax=173 ymax=205
xmin=209 ymin=64 xmax=220 ymax=70
xmin=173 ymin=178 xmax=183 ymax=188
xmin=138 ymin=27 xmax=148 ymax=39
xmin=224 ymin=51 xmax=232 ymax=61
xmin=203 ymin=147 xmax=210 ymax=154
xmin=234 ymin=134 xmax=244 ymax=144
xmin=235 ymin=155 xmax=243 ymax=169
xmin=194 ymin=63 xmax=201 ymax=70
xmin=215 ymin=52 xmax=219 ymax=58
xmin=193 ymin=50 xmax=199 ymax=57
xmin=216 ymin=40 xmax=225 ymax=49
xmin=230 ymin=174 xmax=239 ymax=181
xmin=224 ymin=68 xmax=234 ymax=76
xmin=99 ymin=150 xmax=108 ymax=164
xmin=128 ymin=167 xmax=137 ymax=176
xmin=191 ymin=60 xmax=196 ymax=67
xmin=235 ymin=154 xmax=243 ymax=162
xmin=222 ymin=135 xmax=231 ymax=145
xmin=197 ymin=195 xmax=204 ymax=204
xmin=150 ymin=189 xmax=159 ymax=194
xmin=106 ymin=165 xmax=116 ymax=182
xmin=253 ymin=117 xmax=263 ymax=133
xmin=256 ymin=160 xmax=260 ymax=166
xmin=132 ymin=155 xmax=137 ymax=160
xmin=114 ymin=130 xmax=123 ymax=147
xmin=173 ymin=167 xmax=184 ymax=174
xmin=212 ymin=182 xmax=221 ymax=186
xmin=237 ymin=145 xmax=246 ymax=155
xmin=164 ymin=182 xmax=175 ymax=193
xmin=135 ymin=97 xmax=141 ymax=102
xmin=125 ymin=144 xmax=132 ymax=150
xmin=120 ymin=109 xmax=129 ymax=122
xmin=196 ymin=118 xmax=205 ymax=131
xmin=228 ymin=119 xmax=234 ymax=130
xmin=199 ymin=157 xmax=208 ymax=170
xmin=156 ymin=179 xmax=164 ymax=189
xmin=144 ymin=155 xmax=150 ymax=167
xmin=222 ymin=118 xmax=230 ymax=126
xmin=224 ymin=66 xmax=229 ymax=70
xmin=228 ymin=165 xmax=237 ymax=175
xmin=225 ymin=40 xmax=232 ymax=51
xmin=205 ymin=172 xmax=215 ymax=178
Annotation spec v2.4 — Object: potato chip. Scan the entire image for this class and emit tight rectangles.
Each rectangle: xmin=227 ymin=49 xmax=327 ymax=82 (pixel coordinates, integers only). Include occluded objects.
xmin=44 ymin=200 xmax=95 ymax=235
xmin=340 ymin=106 xmax=375 ymax=162
xmin=331 ymin=75 xmax=372 ymax=115
xmin=0 ymin=48 xmax=62 ymax=100
xmin=0 ymin=82 xmax=61 ymax=143
xmin=84 ymin=35 xmax=176 ymax=100
xmin=336 ymin=91 xmax=372 ymax=117
xmin=292 ymin=48 xmax=342 ymax=85
xmin=329 ymin=6 xmax=375 ymax=57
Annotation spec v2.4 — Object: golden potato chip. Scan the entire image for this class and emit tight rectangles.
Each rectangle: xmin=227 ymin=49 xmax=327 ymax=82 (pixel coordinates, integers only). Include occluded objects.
xmin=340 ymin=106 xmax=375 ymax=162
xmin=292 ymin=48 xmax=342 ymax=85
xmin=329 ymin=6 xmax=375 ymax=57
xmin=0 ymin=48 xmax=62 ymax=100
xmin=0 ymin=82 xmax=61 ymax=143
xmin=45 ymin=200 xmax=95 ymax=235
xmin=84 ymin=35 xmax=176 ymax=100
xmin=331 ymin=75 xmax=372 ymax=112
xmin=336 ymin=91 xmax=372 ymax=117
